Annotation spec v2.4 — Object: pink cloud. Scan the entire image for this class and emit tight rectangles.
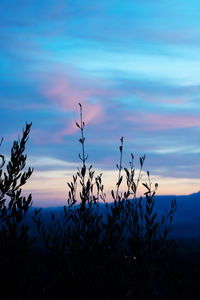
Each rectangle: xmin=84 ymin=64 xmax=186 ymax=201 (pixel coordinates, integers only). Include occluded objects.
xmin=41 ymin=72 xmax=106 ymax=140
xmin=58 ymin=101 xmax=103 ymax=137
xmin=126 ymin=113 xmax=200 ymax=131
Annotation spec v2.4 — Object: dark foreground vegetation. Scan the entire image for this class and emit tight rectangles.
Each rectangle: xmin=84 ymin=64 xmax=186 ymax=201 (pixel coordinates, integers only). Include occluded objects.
xmin=0 ymin=104 xmax=200 ymax=299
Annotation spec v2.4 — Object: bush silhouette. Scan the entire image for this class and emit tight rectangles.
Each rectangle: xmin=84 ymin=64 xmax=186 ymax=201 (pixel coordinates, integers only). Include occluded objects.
xmin=0 ymin=123 xmax=36 ymax=298
xmin=3 ymin=109 xmax=200 ymax=299
xmin=0 ymin=123 xmax=34 ymax=255
xmin=33 ymin=103 xmax=177 ymax=299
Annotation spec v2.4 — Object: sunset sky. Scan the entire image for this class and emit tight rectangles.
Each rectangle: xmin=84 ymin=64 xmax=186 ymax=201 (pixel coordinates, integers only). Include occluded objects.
xmin=1 ymin=1 xmax=200 ymax=206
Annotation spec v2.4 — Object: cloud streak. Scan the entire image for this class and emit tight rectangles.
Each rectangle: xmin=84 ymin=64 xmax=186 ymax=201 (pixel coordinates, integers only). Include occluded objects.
xmin=41 ymin=71 xmax=106 ymax=139
xmin=126 ymin=113 xmax=200 ymax=131
xmin=1 ymin=0 xmax=200 ymax=205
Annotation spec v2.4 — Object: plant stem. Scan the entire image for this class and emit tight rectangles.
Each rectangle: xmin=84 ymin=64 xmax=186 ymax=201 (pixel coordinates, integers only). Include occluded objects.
xmin=79 ymin=103 xmax=86 ymax=168
xmin=116 ymin=137 xmax=123 ymax=201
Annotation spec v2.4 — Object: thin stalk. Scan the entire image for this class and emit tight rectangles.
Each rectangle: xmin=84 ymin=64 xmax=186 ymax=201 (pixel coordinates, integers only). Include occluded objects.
xmin=147 ymin=172 xmax=152 ymax=196
xmin=127 ymin=153 xmax=134 ymax=198
xmin=135 ymin=156 xmax=145 ymax=198
xmin=116 ymin=137 xmax=123 ymax=201
xmin=135 ymin=167 xmax=142 ymax=198
xmin=79 ymin=103 xmax=86 ymax=168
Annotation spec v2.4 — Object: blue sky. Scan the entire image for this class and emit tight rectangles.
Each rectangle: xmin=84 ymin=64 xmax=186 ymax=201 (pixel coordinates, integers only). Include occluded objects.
xmin=1 ymin=0 xmax=200 ymax=206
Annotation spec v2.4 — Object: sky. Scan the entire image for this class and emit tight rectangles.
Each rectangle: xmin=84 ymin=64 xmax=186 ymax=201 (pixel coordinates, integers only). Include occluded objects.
xmin=1 ymin=0 xmax=200 ymax=207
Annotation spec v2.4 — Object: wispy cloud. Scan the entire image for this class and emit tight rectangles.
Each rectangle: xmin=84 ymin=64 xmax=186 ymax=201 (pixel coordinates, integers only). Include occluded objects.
xmin=126 ymin=113 xmax=200 ymax=131
xmin=1 ymin=0 xmax=200 ymax=205
xmin=41 ymin=70 xmax=106 ymax=139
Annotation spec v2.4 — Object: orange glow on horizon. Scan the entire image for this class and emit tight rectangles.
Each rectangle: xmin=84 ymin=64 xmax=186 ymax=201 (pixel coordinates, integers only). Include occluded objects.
xmin=23 ymin=168 xmax=200 ymax=207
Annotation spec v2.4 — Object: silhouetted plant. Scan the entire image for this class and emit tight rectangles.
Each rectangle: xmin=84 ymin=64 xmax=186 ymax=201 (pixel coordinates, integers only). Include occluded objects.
xmin=124 ymin=169 xmax=176 ymax=298
xmin=1 ymin=111 xmax=199 ymax=300
xmin=33 ymin=103 xmax=177 ymax=299
xmin=0 ymin=123 xmax=34 ymax=256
